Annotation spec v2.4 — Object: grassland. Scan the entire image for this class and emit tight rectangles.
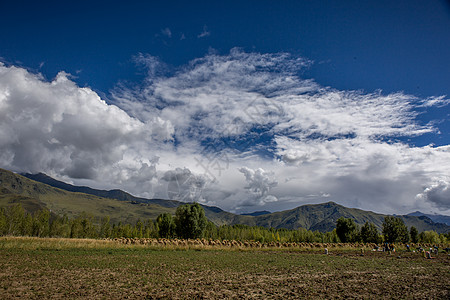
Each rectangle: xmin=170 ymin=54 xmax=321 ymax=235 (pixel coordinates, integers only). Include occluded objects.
xmin=1 ymin=237 xmax=449 ymax=299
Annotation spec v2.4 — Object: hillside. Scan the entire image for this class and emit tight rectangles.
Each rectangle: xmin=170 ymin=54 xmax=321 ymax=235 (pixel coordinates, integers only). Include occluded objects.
xmin=3 ymin=168 xmax=450 ymax=233
xmin=20 ymin=171 xmax=238 ymax=226
xmin=248 ymin=202 xmax=450 ymax=233
xmin=22 ymin=172 xmax=181 ymax=208
xmin=0 ymin=168 xmax=174 ymax=224
xmin=408 ymin=211 xmax=450 ymax=226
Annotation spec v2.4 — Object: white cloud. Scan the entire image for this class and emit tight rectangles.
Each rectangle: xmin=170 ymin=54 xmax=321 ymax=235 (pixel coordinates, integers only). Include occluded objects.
xmin=197 ymin=25 xmax=210 ymax=38
xmin=0 ymin=64 xmax=172 ymax=187
xmin=238 ymin=167 xmax=278 ymax=207
xmin=162 ymin=167 xmax=209 ymax=203
xmin=416 ymin=180 xmax=450 ymax=210
xmin=161 ymin=27 xmax=172 ymax=38
xmin=1 ymin=49 xmax=450 ymax=216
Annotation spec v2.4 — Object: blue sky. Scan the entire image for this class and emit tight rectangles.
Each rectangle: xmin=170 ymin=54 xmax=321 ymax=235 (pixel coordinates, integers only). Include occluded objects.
xmin=1 ymin=0 xmax=449 ymax=215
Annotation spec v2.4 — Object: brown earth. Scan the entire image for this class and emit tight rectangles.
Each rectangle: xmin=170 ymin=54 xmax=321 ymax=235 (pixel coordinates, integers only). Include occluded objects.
xmin=1 ymin=240 xmax=449 ymax=299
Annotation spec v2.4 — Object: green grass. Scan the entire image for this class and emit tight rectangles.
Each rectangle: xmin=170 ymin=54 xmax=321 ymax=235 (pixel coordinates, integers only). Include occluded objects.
xmin=0 ymin=168 xmax=173 ymax=224
xmin=0 ymin=237 xmax=448 ymax=299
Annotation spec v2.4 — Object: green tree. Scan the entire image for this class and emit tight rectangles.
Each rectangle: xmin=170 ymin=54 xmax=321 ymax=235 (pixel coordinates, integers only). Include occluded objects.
xmin=144 ymin=220 xmax=158 ymax=238
xmin=32 ymin=209 xmax=50 ymax=237
xmin=174 ymin=203 xmax=207 ymax=239
xmin=23 ymin=213 xmax=33 ymax=236
xmin=409 ymin=226 xmax=419 ymax=243
xmin=8 ymin=204 xmax=26 ymax=235
xmin=49 ymin=214 xmax=70 ymax=237
xmin=70 ymin=217 xmax=83 ymax=238
xmin=156 ymin=213 xmax=176 ymax=238
xmin=418 ymin=230 xmax=440 ymax=244
xmin=360 ymin=222 xmax=381 ymax=243
xmin=382 ymin=216 xmax=409 ymax=243
xmin=99 ymin=216 xmax=112 ymax=238
xmin=0 ymin=207 xmax=7 ymax=235
xmin=336 ymin=217 xmax=359 ymax=243
xmin=134 ymin=219 xmax=144 ymax=238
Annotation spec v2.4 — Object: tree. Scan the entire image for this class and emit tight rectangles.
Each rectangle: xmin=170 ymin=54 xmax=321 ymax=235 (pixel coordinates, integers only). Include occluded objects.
xmin=336 ymin=217 xmax=359 ymax=243
xmin=409 ymin=226 xmax=419 ymax=243
xmin=0 ymin=207 xmax=7 ymax=235
xmin=99 ymin=216 xmax=112 ymax=238
xmin=174 ymin=203 xmax=207 ymax=239
xmin=360 ymin=222 xmax=381 ymax=243
xmin=419 ymin=230 xmax=440 ymax=244
xmin=49 ymin=214 xmax=70 ymax=238
xmin=134 ymin=219 xmax=144 ymax=238
xmin=8 ymin=204 xmax=26 ymax=235
xmin=32 ymin=209 xmax=50 ymax=237
xmin=382 ymin=216 xmax=409 ymax=243
xmin=156 ymin=213 xmax=176 ymax=238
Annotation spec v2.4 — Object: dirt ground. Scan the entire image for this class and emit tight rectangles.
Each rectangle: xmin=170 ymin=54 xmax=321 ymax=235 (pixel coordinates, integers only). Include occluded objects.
xmin=0 ymin=242 xmax=449 ymax=299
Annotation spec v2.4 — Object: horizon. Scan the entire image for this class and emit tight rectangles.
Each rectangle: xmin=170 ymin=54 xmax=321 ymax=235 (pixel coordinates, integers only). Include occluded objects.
xmin=16 ymin=168 xmax=450 ymax=218
xmin=1 ymin=1 xmax=450 ymax=216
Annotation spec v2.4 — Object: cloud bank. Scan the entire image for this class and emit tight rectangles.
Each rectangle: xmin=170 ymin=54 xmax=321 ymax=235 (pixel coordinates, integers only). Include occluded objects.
xmin=1 ymin=49 xmax=449 ymax=215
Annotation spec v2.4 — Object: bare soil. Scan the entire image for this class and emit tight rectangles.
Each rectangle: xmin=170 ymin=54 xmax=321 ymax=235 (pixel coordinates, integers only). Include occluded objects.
xmin=0 ymin=240 xmax=449 ymax=299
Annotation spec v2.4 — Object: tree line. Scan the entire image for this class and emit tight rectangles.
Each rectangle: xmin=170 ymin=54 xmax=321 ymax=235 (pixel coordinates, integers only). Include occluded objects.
xmin=1 ymin=203 xmax=448 ymax=244
xmin=336 ymin=216 xmax=449 ymax=244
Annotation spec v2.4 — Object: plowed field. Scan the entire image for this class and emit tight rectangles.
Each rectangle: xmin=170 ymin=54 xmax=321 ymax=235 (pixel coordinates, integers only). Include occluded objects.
xmin=1 ymin=237 xmax=448 ymax=299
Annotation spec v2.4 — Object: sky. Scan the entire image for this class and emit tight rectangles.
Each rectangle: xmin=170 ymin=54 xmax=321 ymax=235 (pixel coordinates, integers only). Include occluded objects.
xmin=1 ymin=0 xmax=450 ymax=215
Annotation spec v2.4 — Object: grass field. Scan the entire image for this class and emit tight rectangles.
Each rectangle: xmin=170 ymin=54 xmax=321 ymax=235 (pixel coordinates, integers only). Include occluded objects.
xmin=1 ymin=237 xmax=449 ymax=299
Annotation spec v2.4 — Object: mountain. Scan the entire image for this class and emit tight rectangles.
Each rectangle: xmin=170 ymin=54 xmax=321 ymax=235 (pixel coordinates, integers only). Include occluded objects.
xmin=232 ymin=202 xmax=450 ymax=233
xmin=0 ymin=168 xmax=175 ymax=224
xmin=241 ymin=211 xmax=271 ymax=216
xmin=407 ymin=211 xmax=450 ymax=226
xmin=20 ymin=171 xmax=235 ymax=226
xmin=22 ymin=172 xmax=181 ymax=208
xmin=2 ymin=168 xmax=449 ymax=233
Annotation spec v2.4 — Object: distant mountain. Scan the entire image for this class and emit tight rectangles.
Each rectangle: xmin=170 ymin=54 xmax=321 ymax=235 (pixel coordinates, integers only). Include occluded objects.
xmin=241 ymin=211 xmax=271 ymax=216
xmin=22 ymin=172 xmax=181 ymax=208
xmin=20 ymin=171 xmax=231 ymax=225
xmin=408 ymin=211 xmax=450 ymax=226
xmin=234 ymin=202 xmax=450 ymax=233
xmin=2 ymin=168 xmax=449 ymax=233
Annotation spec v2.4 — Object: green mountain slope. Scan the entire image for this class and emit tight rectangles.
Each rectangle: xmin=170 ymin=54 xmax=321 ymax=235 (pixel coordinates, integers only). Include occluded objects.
xmin=3 ymin=168 xmax=449 ymax=233
xmin=0 ymin=168 xmax=174 ymax=224
xmin=20 ymin=171 xmax=234 ymax=223
xmin=408 ymin=211 xmax=450 ymax=226
xmin=22 ymin=172 xmax=181 ymax=208
xmin=248 ymin=202 xmax=450 ymax=233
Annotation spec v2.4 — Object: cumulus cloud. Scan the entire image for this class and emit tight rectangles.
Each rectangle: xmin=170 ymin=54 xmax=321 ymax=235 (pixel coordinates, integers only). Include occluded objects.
xmin=162 ymin=167 xmax=209 ymax=203
xmin=0 ymin=63 xmax=172 ymax=187
xmin=238 ymin=167 xmax=278 ymax=206
xmin=1 ymin=49 xmax=450 ymax=215
xmin=417 ymin=180 xmax=450 ymax=210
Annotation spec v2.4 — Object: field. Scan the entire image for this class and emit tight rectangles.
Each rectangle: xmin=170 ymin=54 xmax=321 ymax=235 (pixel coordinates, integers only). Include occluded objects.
xmin=1 ymin=237 xmax=449 ymax=299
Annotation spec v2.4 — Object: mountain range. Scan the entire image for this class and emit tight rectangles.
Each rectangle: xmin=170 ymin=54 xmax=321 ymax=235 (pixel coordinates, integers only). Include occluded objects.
xmin=0 ymin=168 xmax=448 ymax=233
xmin=407 ymin=211 xmax=450 ymax=226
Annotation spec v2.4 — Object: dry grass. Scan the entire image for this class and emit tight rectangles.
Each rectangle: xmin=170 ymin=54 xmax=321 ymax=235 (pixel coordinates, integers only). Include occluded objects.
xmin=0 ymin=236 xmax=132 ymax=250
